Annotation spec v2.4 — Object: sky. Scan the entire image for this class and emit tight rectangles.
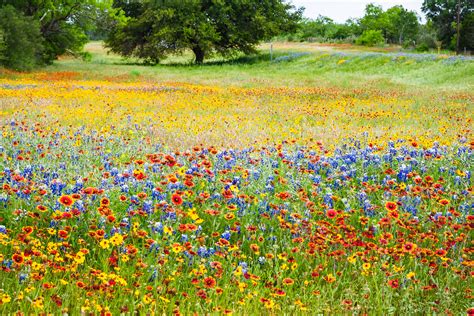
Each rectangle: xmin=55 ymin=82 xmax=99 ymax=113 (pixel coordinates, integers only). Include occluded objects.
xmin=290 ymin=0 xmax=425 ymax=23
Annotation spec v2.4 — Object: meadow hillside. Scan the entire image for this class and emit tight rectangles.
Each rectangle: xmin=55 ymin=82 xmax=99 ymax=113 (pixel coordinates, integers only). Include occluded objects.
xmin=0 ymin=42 xmax=472 ymax=315
xmin=50 ymin=42 xmax=474 ymax=92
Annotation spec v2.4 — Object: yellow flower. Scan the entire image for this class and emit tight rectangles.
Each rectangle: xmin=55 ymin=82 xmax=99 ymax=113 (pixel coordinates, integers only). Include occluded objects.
xmin=234 ymin=266 xmax=243 ymax=276
xmin=406 ymin=272 xmax=415 ymax=279
xmin=348 ymin=255 xmax=356 ymax=264
xmin=171 ymin=243 xmax=182 ymax=253
xmin=142 ymin=295 xmax=153 ymax=304
xmin=32 ymin=297 xmax=44 ymax=309
xmin=74 ymin=253 xmax=85 ymax=264
xmin=230 ymin=185 xmax=239 ymax=193
xmin=264 ymin=299 xmax=275 ymax=309
xmin=32 ymin=262 xmax=42 ymax=270
xmin=110 ymin=234 xmax=124 ymax=246
xmin=159 ymin=296 xmax=170 ymax=303
xmin=120 ymin=254 xmax=130 ymax=262
xmin=187 ymin=209 xmax=199 ymax=220
xmin=362 ymin=263 xmax=371 ymax=271
xmin=16 ymin=291 xmax=24 ymax=301
xmin=1 ymin=294 xmax=11 ymax=303
xmin=99 ymin=239 xmax=110 ymax=249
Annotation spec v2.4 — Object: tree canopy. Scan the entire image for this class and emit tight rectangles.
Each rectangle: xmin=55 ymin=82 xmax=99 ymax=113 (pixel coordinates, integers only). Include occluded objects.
xmin=422 ymin=0 xmax=474 ymax=51
xmin=0 ymin=0 xmax=113 ymax=69
xmin=106 ymin=0 xmax=303 ymax=64
xmin=285 ymin=4 xmax=420 ymax=47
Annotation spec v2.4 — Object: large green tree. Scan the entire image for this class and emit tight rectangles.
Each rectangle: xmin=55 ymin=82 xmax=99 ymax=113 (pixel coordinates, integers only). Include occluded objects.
xmin=422 ymin=0 xmax=474 ymax=52
xmin=358 ymin=4 xmax=419 ymax=45
xmin=385 ymin=6 xmax=420 ymax=45
xmin=0 ymin=0 xmax=112 ymax=65
xmin=0 ymin=5 xmax=43 ymax=70
xmin=106 ymin=0 xmax=303 ymax=64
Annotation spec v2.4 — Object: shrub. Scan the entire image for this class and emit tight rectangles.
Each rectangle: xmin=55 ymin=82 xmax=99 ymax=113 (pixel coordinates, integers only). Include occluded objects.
xmin=416 ymin=24 xmax=437 ymax=51
xmin=415 ymin=43 xmax=430 ymax=52
xmin=356 ymin=30 xmax=385 ymax=47
xmin=0 ymin=5 xmax=43 ymax=71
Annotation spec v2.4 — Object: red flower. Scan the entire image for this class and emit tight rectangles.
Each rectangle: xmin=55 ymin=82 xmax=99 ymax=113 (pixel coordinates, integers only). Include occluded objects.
xmin=385 ymin=202 xmax=397 ymax=211
xmin=171 ymin=193 xmax=183 ymax=206
xmin=402 ymin=242 xmax=416 ymax=253
xmin=222 ymin=189 xmax=234 ymax=199
xmin=100 ymin=197 xmax=110 ymax=206
xmin=22 ymin=226 xmax=34 ymax=235
xmin=203 ymin=276 xmax=216 ymax=289
xmin=387 ymin=279 xmax=399 ymax=289
xmin=326 ymin=209 xmax=337 ymax=219
xmin=12 ymin=253 xmax=24 ymax=264
xmin=58 ymin=195 xmax=74 ymax=207
xmin=83 ymin=187 xmax=98 ymax=195
xmin=250 ymin=244 xmax=260 ymax=253
xmin=282 ymin=278 xmax=294 ymax=286
xmin=439 ymin=199 xmax=449 ymax=206
xmin=58 ymin=230 xmax=69 ymax=239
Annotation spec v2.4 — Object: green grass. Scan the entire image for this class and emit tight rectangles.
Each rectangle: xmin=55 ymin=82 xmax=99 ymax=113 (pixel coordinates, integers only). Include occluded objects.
xmin=18 ymin=41 xmax=471 ymax=95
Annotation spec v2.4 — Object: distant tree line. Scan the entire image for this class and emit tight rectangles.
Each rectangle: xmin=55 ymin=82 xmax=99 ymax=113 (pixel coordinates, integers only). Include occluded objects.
xmin=283 ymin=1 xmax=473 ymax=53
xmin=0 ymin=0 xmax=472 ymax=70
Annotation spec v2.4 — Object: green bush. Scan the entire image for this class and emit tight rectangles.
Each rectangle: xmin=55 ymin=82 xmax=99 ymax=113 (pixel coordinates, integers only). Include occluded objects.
xmin=415 ymin=43 xmax=430 ymax=52
xmin=415 ymin=23 xmax=437 ymax=51
xmin=0 ymin=5 xmax=43 ymax=71
xmin=355 ymin=30 xmax=385 ymax=47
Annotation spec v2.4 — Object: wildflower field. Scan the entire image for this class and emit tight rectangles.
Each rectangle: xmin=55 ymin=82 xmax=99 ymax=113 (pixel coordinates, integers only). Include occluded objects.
xmin=0 ymin=45 xmax=473 ymax=315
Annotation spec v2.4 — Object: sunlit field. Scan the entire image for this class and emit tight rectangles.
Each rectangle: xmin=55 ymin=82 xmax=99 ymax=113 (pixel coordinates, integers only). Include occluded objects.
xmin=0 ymin=43 xmax=473 ymax=315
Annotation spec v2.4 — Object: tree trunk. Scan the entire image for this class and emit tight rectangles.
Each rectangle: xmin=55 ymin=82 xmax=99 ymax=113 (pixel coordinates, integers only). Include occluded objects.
xmin=192 ymin=46 xmax=205 ymax=64
xmin=456 ymin=0 xmax=461 ymax=55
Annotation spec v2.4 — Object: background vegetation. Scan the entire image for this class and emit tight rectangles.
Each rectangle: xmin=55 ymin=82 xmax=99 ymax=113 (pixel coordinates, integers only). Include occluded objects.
xmin=0 ymin=0 xmax=472 ymax=70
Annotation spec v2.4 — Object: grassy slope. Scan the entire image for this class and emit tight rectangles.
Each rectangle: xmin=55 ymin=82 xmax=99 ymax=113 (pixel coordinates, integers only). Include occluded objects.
xmin=32 ymin=42 xmax=473 ymax=95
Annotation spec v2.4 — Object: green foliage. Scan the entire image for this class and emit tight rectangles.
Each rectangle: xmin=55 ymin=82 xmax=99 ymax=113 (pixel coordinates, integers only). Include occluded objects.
xmin=416 ymin=22 xmax=438 ymax=51
xmin=359 ymin=4 xmax=388 ymax=33
xmin=0 ymin=28 xmax=5 ymax=62
xmin=287 ymin=4 xmax=419 ymax=46
xmin=359 ymin=4 xmax=419 ymax=45
xmin=0 ymin=5 xmax=43 ymax=70
xmin=422 ymin=0 xmax=473 ymax=50
xmin=288 ymin=16 xmax=359 ymax=43
xmin=0 ymin=0 xmax=114 ymax=65
xmin=106 ymin=0 xmax=303 ymax=64
xmin=460 ymin=12 xmax=474 ymax=51
xmin=356 ymin=30 xmax=385 ymax=46
xmin=385 ymin=6 xmax=420 ymax=45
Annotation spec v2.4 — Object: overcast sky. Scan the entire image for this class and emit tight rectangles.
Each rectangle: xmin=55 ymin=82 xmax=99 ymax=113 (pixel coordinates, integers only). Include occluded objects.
xmin=290 ymin=0 xmax=425 ymax=23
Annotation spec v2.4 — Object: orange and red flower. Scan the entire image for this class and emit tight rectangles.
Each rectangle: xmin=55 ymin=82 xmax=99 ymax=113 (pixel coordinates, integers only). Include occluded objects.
xmin=385 ymin=201 xmax=397 ymax=212
xmin=58 ymin=195 xmax=74 ymax=207
xmin=171 ymin=193 xmax=183 ymax=206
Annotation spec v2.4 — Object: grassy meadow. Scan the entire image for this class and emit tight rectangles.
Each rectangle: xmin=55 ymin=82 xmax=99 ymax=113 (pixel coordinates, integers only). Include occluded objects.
xmin=0 ymin=42 xmax=473 ymax=315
